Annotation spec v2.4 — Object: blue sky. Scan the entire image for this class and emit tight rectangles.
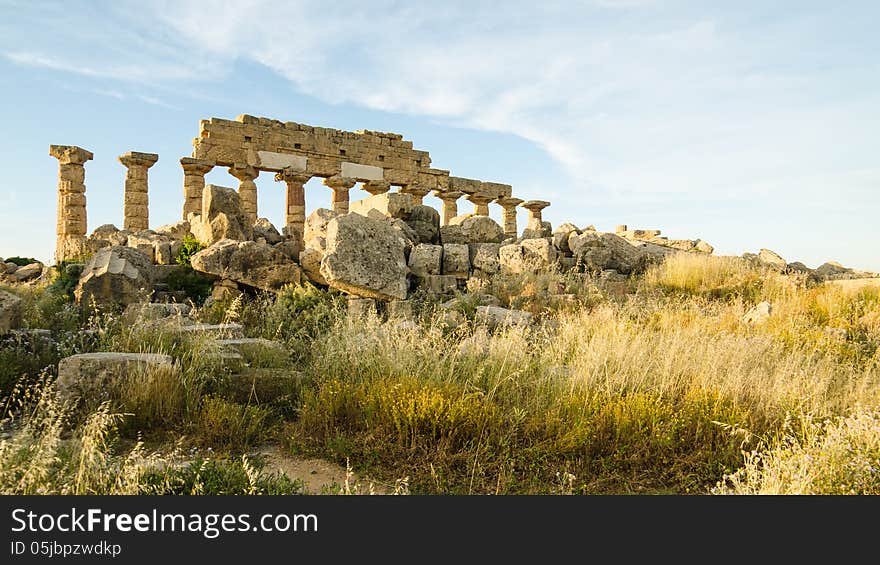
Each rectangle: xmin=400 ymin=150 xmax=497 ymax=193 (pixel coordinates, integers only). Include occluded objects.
xmin=1 ymin=0 xmax=878 ymax=271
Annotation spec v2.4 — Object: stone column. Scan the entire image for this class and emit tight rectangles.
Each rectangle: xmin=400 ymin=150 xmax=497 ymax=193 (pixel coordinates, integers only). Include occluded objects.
xmin=50 ymin=145 xmax=93 ymax=263
xmin=520 ymin=200 xmax=551 ymax=230
xmin=229 ymin=163 xmax=259 ymax=226
xmin=119 ymin=151 xmax=159 ymax=232
xmin=466 ymin=193 xmax=493 ymax=216
xmin=496 ymin=197 xmax=524 ymax=238
xmin=275 ymin=168 xmax=311 ymax=242
xmin=435 ymin=191 xmax=462 ymax=226
xmin=180 ymin=157 xmax=214 ymax=220
xmin=324 ymin=175 xmax=356 ymax=214
xmin=362 ymin=180 xmax=391 ymax=196
xmin=400 ymin=185 xmax=431 ymax=205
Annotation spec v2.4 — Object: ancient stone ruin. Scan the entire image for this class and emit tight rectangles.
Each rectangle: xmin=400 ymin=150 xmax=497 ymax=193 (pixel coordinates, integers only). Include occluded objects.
xmin=48 ymin=114 xmax=724 ymax=311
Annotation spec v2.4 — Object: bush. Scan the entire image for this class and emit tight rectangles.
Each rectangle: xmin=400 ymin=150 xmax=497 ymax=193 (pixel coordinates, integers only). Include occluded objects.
xmin=4 ymin=257 xmax=39 ymax=267
xmin=195 ymin=398 xmax=276 ymax=450
xmin=166 ymin=266 xmax=213 ymax=304
xmin=175 ymin=235 xmax=205 ymax=266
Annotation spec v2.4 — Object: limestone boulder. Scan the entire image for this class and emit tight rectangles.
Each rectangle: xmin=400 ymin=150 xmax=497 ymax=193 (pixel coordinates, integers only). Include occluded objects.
xmin=470 ymin=243 xmax=501 ymax=276
xmin=350 ymin=192 xmax=413 ymax=220
xmin=404 ymin=205 xmax=441 ymax=245
xmin=439 ymin=224 xmax=468 ymax=245
xmin=743 ymin=301 xmax=772 ymax=324
xmin=57 ymin=352 xmax=175 ymax=406
xmin=191 ymin=239 xmax=302 ymax=293
xmin=552 ymin=223 xmax=581 ymax=254
xmin=196 ymin=184 xmax=253 ymax=244
xmin=319 ymin=213 xmax=409 ymax=301
xmin=442 ymin=243 xmax=470 ymax=279
xmin=758 ymin=248 xmax=787 ymax=270
xmin=87 ymin=224 xmax=129 ymax=252
xmin=521 ymin=238 xmax=558 ymax=269
xmin=694 ymin=240 xmax=714 ymax=254
xmin=75 ymin=246 xmax=154 ymax=306
xmin=459 ymin=216 xmax=504 ymax=244
xmin=275 ymin=238 xmax=304 ymax=263
xmin=0 ymin=288 xmax=22 ymax=335
xmin=408 ymin=244 xmax=443 ymax=277
xmin=475 ymin=305 xmax=534 ymax=330
xmin=155 ymin=221 xmax=191 ymax=241
xmin=11 ymin=262 xmax=43 ymax=283
xmin=569 ymin=232 xmax=647 ymax=275
xmin=254 ymin=218 xmax=283 ymax=245
xmin=303 ymin=208 xmax=338 ymax=250
xmin=299 ymin=247 xmax=328 ymax=286
xmin=499 ymin=243 xmax=526 ymax=274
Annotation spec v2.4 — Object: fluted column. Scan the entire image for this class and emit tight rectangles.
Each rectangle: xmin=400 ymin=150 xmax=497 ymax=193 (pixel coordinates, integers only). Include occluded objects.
xmin=324 ymin=175 xmax=356 ymax=214
xmin=229 ymin=163 xmax=259 ymax=226
xmin=521 ymin=200 xmax=551 ymax=230
xmin=362 ymin=180 xmax=391 ymax=196
xmin=275 ymin=168 xmax=311 ymax=242
xmin=180 ymin=157 xmax=214 ymax=220
xmin=466 ymin=192 xmax=493 ymax=216
xmin=496 ymin=197 xmax=524 ymax=238
xmin=400 ymin=184 xmax=431 ymax=205
xmin=119 ymin=151 xmax=159 ymax=232
xmin=435 ymin=191 xmax=463 ymax=226
xmin=50 ymin=145 xmax=93 ymax=263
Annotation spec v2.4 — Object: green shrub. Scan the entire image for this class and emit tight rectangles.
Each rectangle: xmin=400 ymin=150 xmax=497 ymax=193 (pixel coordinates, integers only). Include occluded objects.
xmin=195 ymin=398 xmax=276 ymax=450
xmin=175 ymin=234 xmax=205 ymax=266
xmin=166 ymin=266 xmax=213 ymax=304
xmin=139 ymin=456 xmax=303 ymax=495
xmin=4 ymin=256 xmax=39 ymax=267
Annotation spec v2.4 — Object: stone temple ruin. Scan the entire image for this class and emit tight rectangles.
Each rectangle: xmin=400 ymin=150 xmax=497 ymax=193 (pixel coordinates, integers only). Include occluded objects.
xmin=48 ymin=114 xmax=715 ymax=312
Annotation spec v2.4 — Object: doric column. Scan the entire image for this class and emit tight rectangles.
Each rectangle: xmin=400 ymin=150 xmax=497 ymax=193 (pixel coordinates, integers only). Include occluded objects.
xmin=520 ymin=200 xmax=551 ymax=230
xmin=465 ymin=192 xmax=493 ymax=216
xmin=50 ymin=145 xmax=93 ymax=263
xmin=180 ymin=157 xmax=214 ymax=220
xmin=434 ymin=191 xmax=463 ymax=226
xmin=275 ymin=168 xmax=311 ymax=242
xmin=324 ymin=175 xmax=356 ymax=214
xmin=119 ymin=151 xmax=159 ymax=232
xmin=400 ymin=185 xmax=431 ymax=205
xmin=362 ymin=180 xmax=391 ymax=196
xmin=228 ymin=163 xmax=259 ymax=226
xmin=496 ymin=197 xmax=524 ymax=238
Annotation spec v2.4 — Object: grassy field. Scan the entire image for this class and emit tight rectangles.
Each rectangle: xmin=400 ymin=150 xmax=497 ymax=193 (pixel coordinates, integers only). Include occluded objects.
xmin=1 ymin=253 xmax=878 ymax=494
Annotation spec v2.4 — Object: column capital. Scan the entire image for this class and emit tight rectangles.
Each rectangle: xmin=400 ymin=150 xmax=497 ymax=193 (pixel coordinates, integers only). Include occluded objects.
xmin=324 ymin=175 xmax=357 ymax=189
xmin=362 ymin=180 xmax=391 ymax=196
xmin=228 ymin=163 xmax=259 ymax=182
xmin=275 ymin=167 xmax=311 ymax=185
xmin=496 ymin=196 xmax=524 ymax=210
xmin=400 ymin=185 xmax=431 ymax=199
xmin=180 ymin=157 xmax=215 ymax=175
xmin=434 ymin=190 xmax=463 ymax=202
xmin=520 ymin=200 xmax=551 ymax=214
xmin=119 ymin=151 xmax=159 ymax=169
xmin=49 ymin=145 xmax=93 ymax=165
xmin=465 ymin=192 xmax=494 ymax=206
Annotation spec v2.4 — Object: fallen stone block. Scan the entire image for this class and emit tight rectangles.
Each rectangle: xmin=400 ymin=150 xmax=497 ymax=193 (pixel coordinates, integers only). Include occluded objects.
xmin=442 ymin=243 xmax=470 ymax=279
xmin=191 ymin=239 xmax=302 ymax=293
xmin=475 ymin=305 xmax=533 ymax=330
xmin=0 ymin=289 xmax=22 ymax=335
xmin=57 ymin=352 xmax=175 ymax=406
xmin=75 ymin=246 xmax=154 ymax=306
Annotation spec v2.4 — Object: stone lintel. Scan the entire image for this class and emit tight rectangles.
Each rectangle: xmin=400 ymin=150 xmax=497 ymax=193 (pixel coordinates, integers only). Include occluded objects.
xmin=49 ymin=145 xmax=94 ymax=165
xmin=118 ymin=151 xmax=159 ymax=168
xmin=449 ymin=176 xmax=482 ymax=195
xmin=480 ymin=181 xmax=512 ymax=199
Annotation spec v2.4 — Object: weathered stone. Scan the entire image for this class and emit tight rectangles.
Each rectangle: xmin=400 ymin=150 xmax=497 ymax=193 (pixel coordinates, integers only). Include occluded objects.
xmin=442 ymin=243 xmax=470 ymax=279
xmin=88 ymin=224 xmax=129 ymax=251
xmin=57 ymin=352 xmax=175 ymax=406
xmin=4 ymin=262 xmax=18 ymax=275
xmin=404 ymin=204 xmax=441 ymax=244
xmin=350 ymin=192 xmax=413 ymax=220
xmin=155 ymin=220 xmax=191 ymax=241
xmin=475 ymin=305 xmax=533 ymax=330
xmin=499 ymin=243 xmax=526 ymax=274
xmin=758 ymin=248 xmax=787 ymax=270
xmin=743 ymin=301 xmax=772 ymax=324
xmin=299 ymin=247 xmax=328 ymax=285
xmin=211 ymin=278 xmax=241 ymax=301
xmin=347 ymin=297 xmax=378 ymax=318
xmin=275 ymin=238 xmax=304 ymax=263
xmin=191 ymin=239 xmax=302 ymax=293
xmin=320 ymin=213 xmax=409 ymax=301
xmin=786 ymin=261 xmax=812 ymax=274
xmin=386 ymin=300 xmax=414 ymax=321
xmin=75 ymin=246 xmax=153 ymax=306
xmin=11 ymin=263 xmax=43 ymax=282
xmin=521 ymin=238 xmax=558 ymax=269
xmin=694 ymin=239 xmax=714 ymax=254
xmin=155 ymin=242 xmax=173 ymax=265
xmin=552 ymin=223 xmax=580 ymax=254
xmin=422 ymin=274 xmax=459 ymax=295
xmin=569 ymin=232 xmax=647 ymax=275
xmin=408 ymin=244 xmax=443 ymax=277
xmin=469 ymin=243 xmax=501 ymax=276
xmin=254 ymin=218 xmax=284 ymax=245
xmin=439 ymin=224 xmax=468 ymax=245
xmin=172 ymin=323 xmax=244 ymax=338
xmin=303 ymin=208 xmax=338 ymax=250
xmin=210 ymin=338 xmax=289 ymax=365
xmin=0 ymin=289 xmax=22 ymax=335
xmin=459 ymin=216 xmax=504 ymax=244
xmin=195 ymin=184 xmax=253 ymax=244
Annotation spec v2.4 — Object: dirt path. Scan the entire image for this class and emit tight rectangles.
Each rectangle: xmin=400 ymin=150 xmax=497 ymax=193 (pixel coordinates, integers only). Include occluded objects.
xmin=253 ymin=445 xmax=392 ymax=495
